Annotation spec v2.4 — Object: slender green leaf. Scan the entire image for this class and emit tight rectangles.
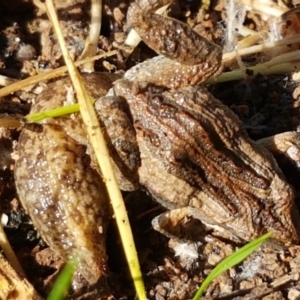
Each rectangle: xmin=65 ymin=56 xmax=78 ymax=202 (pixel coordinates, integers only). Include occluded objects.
xmin=193 ymin=232 xmax=272 ymax=300
xmin=25 ymin=104 xmax=80 ymax=123
xmin=47 ymin=257 xmax=78 ymax=300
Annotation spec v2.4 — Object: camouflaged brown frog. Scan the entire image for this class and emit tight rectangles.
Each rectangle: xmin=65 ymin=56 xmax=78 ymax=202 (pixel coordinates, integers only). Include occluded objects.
xmin=14 ymin=0 xmax=300 ymax=284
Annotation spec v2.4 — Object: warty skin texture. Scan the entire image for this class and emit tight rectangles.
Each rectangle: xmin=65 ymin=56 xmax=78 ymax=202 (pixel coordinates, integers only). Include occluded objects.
xmin=14 ymin=0 xmax=300 ymax=285
xmin=16 ymin=123 xmax=108 ymax=283
xmin=14 ymin=72 xmax=138 ymax=284
xmin=15 ymin=70 xmax=299 ymax=285
xmin=112 ymin=80 xmax=299 ymax=245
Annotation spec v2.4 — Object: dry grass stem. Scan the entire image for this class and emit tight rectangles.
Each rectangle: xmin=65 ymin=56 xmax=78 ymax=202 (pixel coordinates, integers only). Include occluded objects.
xmin=223 ymin=34 xmax=300 ymax=63
xmin=207 ymin=61 xmax=300 ymax=84
xmin=80 ymin=0 xmax=102 ymax=72
xmin=0 ymin=252 xmax=42 ymax=300
xmin=238 ymin=26 xmax=259 ymax=38
xmin=0 ymin=50 xmax=118 ymax=98
xmin=237 ymin=31 xmax=267 ymax=49
xmin=0 ymin=75 xmax=18 ymax=87
xmin=45 ymin=0 xmax=146 ymax=298
xmin=241 ymin=0 xmax=287 ymax=18
xmin=0 ymin=219 xmax=25 ymax=277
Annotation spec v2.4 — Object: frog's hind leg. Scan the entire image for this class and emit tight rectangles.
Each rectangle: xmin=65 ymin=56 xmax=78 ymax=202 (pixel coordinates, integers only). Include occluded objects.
xmin=152 ymin=207 xmax=243 ymax=243
xmin=152 ymin=207 xmax=207 ymax=242
xmin=258 ymin=131 xmax=300 ymax=242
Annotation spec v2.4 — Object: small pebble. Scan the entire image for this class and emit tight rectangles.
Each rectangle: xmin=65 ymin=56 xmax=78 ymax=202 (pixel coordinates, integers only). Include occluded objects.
xmin=1 ymin=214 xmax=8 ymax=227
xmin=16 ymin=44 xmax=36 ymax=62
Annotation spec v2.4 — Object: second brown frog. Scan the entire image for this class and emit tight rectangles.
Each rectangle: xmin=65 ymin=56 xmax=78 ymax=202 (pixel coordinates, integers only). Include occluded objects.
xmin=14 ymin=0 xmax=300 ymax=285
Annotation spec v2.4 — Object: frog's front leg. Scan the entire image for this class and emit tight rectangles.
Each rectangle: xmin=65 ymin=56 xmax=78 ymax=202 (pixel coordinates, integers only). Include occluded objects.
xmin=126 ymin=0 xmax=223 ymax=88
xmin=94 ymin=95 xmax=140 ymax=191
xmin=151 ymin=207 xmax=244 ymax=243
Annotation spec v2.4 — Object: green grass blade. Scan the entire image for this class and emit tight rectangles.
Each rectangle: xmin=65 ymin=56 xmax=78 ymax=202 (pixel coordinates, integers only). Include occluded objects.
xmin=192 ymin=232 xmax=272 ymax=300
xmin=25 ymin=104 xmax=80 ymax=123
xmin=47 ymin=257 xmax=78 ymax=300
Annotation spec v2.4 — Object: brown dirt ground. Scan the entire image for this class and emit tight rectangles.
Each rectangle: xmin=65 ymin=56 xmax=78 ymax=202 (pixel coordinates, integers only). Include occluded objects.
xmin=1 ymin=0 xmax=300 ymax=299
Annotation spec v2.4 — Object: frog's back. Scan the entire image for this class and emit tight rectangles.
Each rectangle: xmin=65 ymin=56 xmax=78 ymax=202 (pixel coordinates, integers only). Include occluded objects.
xmin=115 ymin=81 xmax=299 ymax=244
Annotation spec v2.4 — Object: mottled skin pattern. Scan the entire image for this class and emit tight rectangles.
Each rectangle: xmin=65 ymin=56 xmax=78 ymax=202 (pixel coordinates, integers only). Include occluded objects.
xmin=112 ymin=81 xmax=299 ymax=244
xmin=126 ymin=1 xmax=223 ymax=88
xmin=14 ymin=0 xmax=300 ymax=286
xmin=16 ymin=124 xmax=108 ymax=283
xmin=14 ymin=73 xmax=140 ymax=284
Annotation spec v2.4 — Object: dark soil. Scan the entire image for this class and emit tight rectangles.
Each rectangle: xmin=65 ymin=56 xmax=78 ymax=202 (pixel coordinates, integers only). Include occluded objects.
xmin=1 ymin=0 xmax=300 ymax=299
